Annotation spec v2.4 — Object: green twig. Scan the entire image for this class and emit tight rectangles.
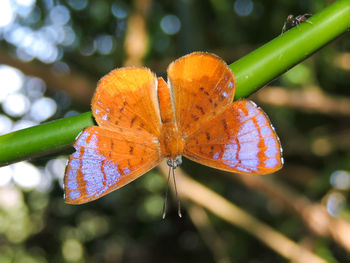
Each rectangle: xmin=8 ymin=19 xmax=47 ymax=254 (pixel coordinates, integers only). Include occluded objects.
xmin=231 ymin=0 xmax=350 ymax=98
xmin=0 ymin=112 xmax=94 ymax=166
xmin=0 ymin=0 xmax=349 ymax=166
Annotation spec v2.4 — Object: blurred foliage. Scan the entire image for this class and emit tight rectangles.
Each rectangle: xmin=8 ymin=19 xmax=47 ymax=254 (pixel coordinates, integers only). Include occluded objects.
xmin=0 ymin=0 xmax=350 ymax=262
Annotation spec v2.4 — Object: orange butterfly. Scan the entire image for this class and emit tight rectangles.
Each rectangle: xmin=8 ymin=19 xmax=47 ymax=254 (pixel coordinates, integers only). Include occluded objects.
xmin=64 ymin=52 xmax=283 ymax=205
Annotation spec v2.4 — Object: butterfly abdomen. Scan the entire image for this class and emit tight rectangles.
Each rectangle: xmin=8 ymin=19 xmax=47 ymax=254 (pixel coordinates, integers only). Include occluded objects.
xmin=159 ymin=122 xmax=183 ymax=159
xmin=157 ymin=77 xmax=184 ymax=158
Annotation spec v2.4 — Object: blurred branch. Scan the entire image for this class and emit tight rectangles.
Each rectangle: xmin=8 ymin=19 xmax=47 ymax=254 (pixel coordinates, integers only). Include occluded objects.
xmin=1 ymin=0 xmax=350 ymax=166
xmin=187 ymin=204 xmax=230 ymax=263
xmin=254 ymin=85 xmax=350 ymax=116
xmin=158 ymin=162 xmax=327 ymax=263
xmin=124 ymin=0 xmax=151 ymax=66
xmin=334 ymin=52 xmax=350 ymax=71
xmin=230 ymin=172 xmax=350 ymax=252
xmin=0 ymin=49 xmax=94 ymax=106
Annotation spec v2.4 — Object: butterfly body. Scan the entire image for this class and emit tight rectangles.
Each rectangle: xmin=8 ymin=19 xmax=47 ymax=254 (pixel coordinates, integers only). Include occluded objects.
xmin=157 ymin=77 xmax=183 ymax=159
xmin=64 ymin=52 xmax=283 ymax=204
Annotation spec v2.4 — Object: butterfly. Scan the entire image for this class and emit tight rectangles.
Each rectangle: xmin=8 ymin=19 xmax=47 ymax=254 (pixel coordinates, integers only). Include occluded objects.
xmin=281 ymin=14 xmax=312 ymax=34
xmin=64 ymin=52 xmax=283 ymax=205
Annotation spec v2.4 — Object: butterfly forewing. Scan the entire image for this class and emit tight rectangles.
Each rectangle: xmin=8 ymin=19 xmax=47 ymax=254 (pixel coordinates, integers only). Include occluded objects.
xmin=184 ymin=100 xmax=283 ymax=174
xmin=65 ymin=126 xmax=162 ymax=204
xmin=93 ymin=67 xmax=161 ymax=137
xmin=167 ymin=52 xmax=236 ymax=137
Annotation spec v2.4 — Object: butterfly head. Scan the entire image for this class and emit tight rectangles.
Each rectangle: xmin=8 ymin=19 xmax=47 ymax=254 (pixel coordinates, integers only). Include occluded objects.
xmin=167 ymin=156 xmax=182 ymax=169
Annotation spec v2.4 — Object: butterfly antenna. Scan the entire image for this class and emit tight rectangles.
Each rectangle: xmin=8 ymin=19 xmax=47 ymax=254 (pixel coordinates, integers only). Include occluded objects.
xmin=172 ymin=166 xmax=182 ymax=218
xmin=162 ymin=165 xmax=172 ymax=219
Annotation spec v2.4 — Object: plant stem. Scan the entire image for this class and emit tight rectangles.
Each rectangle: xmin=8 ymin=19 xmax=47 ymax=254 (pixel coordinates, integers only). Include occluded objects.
xmin=0 ymin=112 xmax=94 ymax=166
xmin=231 ymin=0 xmax=350 ymax=99
xmin=0 ymin=0 xmax=350 ymax=166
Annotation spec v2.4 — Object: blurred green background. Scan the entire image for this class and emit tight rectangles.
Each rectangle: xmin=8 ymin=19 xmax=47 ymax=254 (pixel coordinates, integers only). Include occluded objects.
xmin=0 ymin=0 xmax=350 ymax=262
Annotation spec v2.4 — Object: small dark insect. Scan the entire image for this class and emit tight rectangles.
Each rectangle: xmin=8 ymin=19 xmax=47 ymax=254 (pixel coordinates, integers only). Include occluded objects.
xmin=281 ymin=14 xmax=312 ymax=34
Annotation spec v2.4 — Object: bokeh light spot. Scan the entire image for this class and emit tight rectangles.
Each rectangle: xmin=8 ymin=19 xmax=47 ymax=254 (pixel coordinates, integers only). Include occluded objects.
xmin=79 ymin=40 xmax=96 ymax=56
xmin=0 ymin=186 xmax=22 ymax=209
xmin=330 ymin=170 xmax=350 ymax=190
xmin=77 ymin=213 xmax=110 ymax=241
xmin=0 ymin=114 xmax=13 ymax=135
xmin=37 ymin=44 xmax=59 ymax=64
xmin=0 ymin=166 xmax=13 ymax=186
xmin=16 ymin=0 xmax=36 ymax=7
xmin=13 ymin=162 xmax=42 ymax=189
xmin=15 ymin=0 xmax=36 ymax=18
xmin=234 ymin=0 xmax=254 ymax=16
xmin=67 ymin=0 xmax=88 ymax=10
xmin=0 ymin=65 xmax=24 ymax=102
xmin=160 ymin=15 xmax=181 ymax=35
xmin=16 ymin=47 xmax=34 ymax=62
xmin=112 ymin=3 xmax=128 ymax=19
xmin=36 ymin=167 xmax=53 ymax=193
xmin=2 ymin=93 xmax=30 ymax=117
xmin=45 ymin=157 xmax=67 ymax=188
xmin=95 ymin=34 xmax=115 ymax=55
xmin=284 ymin=64 xmax=312 ymax=85
xmin=49 ymin=5 xmax=70 ymax=25
xmin=51 ymin=61 xmax=70 ymax=75
xmin=327 ymin=192 xmax=345 ymax=216
xmin=0 ymin=0 xmax=15 ymax=28
xmin=62 ymin=239 xmax=83 ymax=262
xmin=143 ymin=195 xmax=163 ymax=218
xmin=30 ymin=97 xmax=57 ymax=122
xmin=62 ymin=26 xmax=76 ymax=46
xmin=143 ymin=172 xmax=164 ymax=192
xmin=311 ymin=136 xmax=333 ymax=156
xmin=25 ymin=77 xmax=46 ymax=100
xmin=12 ymin=119 xmax=38 ymax=131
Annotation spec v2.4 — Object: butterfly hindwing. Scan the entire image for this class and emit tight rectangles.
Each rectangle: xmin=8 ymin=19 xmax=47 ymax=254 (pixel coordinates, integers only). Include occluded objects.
xmin=183 ymin=100 xmax=283 ymax=174
xmin=64 ymin=126 xmax=162 ymax=204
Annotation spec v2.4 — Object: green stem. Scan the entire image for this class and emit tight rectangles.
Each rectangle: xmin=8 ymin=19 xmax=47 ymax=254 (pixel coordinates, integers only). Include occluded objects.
xmin=0 ymin=112 xmax=94 ymax=166
xmin=231 ymin=0 xmax=350 ymax=99
xmin=0 ymin=0 xmax=349 ymax=166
